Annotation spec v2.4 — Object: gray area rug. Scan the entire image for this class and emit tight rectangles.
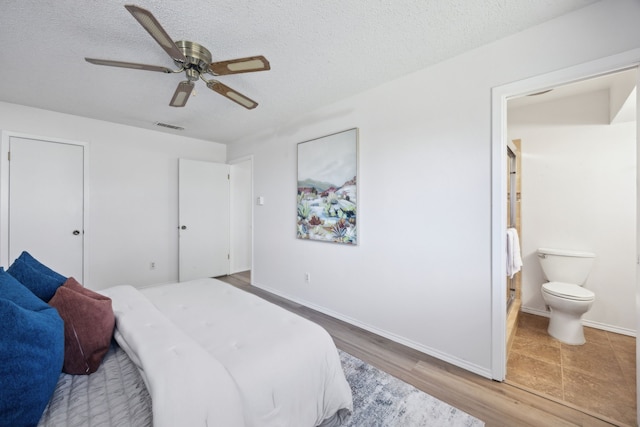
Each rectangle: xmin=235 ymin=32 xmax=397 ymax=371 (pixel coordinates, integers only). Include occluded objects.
xmin=340 ymin=350 xmax=485 ymax=427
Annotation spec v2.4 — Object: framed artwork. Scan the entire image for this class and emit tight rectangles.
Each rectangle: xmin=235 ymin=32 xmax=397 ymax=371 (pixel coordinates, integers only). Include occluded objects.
xmin=297 ymin=128 xmax=358 ymax=244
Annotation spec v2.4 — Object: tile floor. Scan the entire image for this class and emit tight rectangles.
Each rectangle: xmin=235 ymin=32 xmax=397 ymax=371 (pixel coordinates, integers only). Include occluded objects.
xmin=507 ymin=312 xmax=637 ymax=426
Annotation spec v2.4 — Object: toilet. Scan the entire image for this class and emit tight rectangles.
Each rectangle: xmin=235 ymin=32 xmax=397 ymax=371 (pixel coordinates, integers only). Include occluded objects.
xmin=537 ymin=247 xmax=596 ymax=345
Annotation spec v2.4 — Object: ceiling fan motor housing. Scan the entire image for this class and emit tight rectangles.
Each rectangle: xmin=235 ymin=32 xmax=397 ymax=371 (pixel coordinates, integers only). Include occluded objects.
xmin=174 ymin=40 xmax=212 ymax=75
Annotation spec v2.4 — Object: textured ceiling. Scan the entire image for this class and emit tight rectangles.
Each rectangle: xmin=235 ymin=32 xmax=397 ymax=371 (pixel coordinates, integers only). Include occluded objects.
xmin=0 ymin=0 xmax=599 ymax=144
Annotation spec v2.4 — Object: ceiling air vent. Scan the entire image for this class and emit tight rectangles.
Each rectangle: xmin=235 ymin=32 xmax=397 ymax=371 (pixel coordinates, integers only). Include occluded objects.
xmin=155 ymin=122 xmax=184 ymax=131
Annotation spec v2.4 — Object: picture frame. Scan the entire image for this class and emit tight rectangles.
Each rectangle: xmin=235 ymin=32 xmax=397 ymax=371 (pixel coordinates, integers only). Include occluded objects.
xmin=297 ymin=128 xmax=358 ymax=244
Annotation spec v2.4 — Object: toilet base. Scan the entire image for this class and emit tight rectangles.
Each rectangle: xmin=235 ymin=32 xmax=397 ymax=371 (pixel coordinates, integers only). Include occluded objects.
xmin=547 ymin=309 xmax=586 ymax=345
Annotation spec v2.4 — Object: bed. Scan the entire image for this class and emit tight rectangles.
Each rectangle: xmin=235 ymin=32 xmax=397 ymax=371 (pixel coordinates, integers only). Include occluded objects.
xmin=38 ymin=277 xmax=353 ymax=427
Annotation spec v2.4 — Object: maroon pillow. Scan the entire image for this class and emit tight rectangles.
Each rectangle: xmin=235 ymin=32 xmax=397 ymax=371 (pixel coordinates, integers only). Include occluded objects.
xmin=48 ymin=277 xmax=115 ymax=374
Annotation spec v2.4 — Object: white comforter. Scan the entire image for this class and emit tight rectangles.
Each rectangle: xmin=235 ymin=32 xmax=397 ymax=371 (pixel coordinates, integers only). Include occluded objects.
xmin=102 ymin=278 xmax=352 ymax=427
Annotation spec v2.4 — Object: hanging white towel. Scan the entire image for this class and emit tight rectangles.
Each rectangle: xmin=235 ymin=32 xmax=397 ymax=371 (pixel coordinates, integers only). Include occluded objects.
xmin=506 ymin=228 xmax=523 ymax=278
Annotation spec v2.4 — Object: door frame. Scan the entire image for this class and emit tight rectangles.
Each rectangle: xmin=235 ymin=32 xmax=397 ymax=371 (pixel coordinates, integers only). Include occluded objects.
xmin=490 ymin=48 xmax=640 ymax=383
xmin=0 ymin=131 xmax=90 ymax=283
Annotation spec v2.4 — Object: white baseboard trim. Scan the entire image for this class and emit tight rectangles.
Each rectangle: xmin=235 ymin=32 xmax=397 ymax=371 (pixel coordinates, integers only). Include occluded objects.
xmin=252 ymin=281 xmax=492 ymax=379
xmin=582 ymin=320 xmax=636 ymax=337
xmin=520 ymin=306 xmax=550 ymax=318
xmin=521 ymin=306 xmax=636 ymax=337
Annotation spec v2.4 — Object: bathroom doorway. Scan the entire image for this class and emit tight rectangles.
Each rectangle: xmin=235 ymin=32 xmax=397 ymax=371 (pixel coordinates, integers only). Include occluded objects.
xmin=502 ymin=68 xmax=637 ymax=425
xmin=492 ymin=51 xmax=639 ymax=372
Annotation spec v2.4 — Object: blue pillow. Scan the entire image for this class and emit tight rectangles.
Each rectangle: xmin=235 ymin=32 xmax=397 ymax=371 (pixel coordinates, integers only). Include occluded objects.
xmin=0 ymin=267 xmax=64 ymax=427
xmin=7 ymin=252 xmax=67 ymax=302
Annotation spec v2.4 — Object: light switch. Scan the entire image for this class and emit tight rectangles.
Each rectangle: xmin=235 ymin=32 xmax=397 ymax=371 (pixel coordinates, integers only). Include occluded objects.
xmin=257 ymin=196 xmax=265 ymax=205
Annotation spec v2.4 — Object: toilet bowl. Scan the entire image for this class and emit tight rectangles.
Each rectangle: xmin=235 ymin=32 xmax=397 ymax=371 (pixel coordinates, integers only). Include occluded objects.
xmin=541 ymin=281 xmax=595 ymax=345
xmin=537 ymin=248 xmax=596 ymax=345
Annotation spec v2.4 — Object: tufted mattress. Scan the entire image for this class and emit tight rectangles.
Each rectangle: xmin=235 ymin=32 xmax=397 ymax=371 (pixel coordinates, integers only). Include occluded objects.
xmin=98 ymin=277 xmax=353 ymax=427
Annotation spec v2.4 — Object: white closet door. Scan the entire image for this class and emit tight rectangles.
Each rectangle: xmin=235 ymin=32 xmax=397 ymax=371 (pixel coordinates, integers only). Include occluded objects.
xmin=9 ymin=137 xmax=84 ymax=280
xmin=179 ymin=159 xmax=230 ymax=282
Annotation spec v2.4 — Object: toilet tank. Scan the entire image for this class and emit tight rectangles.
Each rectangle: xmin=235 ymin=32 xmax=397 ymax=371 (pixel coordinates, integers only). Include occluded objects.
xmin=537 ymin=248 xmax=595 ymax=285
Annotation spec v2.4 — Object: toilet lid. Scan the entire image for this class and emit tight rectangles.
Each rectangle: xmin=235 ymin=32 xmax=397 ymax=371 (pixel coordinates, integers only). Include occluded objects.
xmin=542 ymin=282 xmax=595 ymax=301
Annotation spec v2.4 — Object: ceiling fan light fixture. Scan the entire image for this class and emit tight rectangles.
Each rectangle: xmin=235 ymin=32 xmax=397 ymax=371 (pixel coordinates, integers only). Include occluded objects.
xmin=185 ymin=68 xmax=200 ymax=82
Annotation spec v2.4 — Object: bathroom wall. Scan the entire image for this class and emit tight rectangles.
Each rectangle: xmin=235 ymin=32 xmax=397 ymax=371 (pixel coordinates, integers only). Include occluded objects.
xmin=508 ymin=88 xmax=636 ymax=334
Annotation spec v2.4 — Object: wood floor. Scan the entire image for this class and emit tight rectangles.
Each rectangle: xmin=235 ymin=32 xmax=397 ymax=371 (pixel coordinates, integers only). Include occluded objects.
xmin=218 ymin=271 xmax=628 ymax=427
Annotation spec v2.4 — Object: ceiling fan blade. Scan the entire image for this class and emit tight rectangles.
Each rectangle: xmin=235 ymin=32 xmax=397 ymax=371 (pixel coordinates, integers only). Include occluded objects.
xmin=124 ymin=4 xmax=187 ymax=63
xmin=209 ymin=55 xmax=270 ymax=75
xmin=170 ymin=81 xmax=194 ymax=107
xmin=206 ymin=81 xmax=258 ymax=109
xmin=85 ymin=58 xmax=173 ymax=73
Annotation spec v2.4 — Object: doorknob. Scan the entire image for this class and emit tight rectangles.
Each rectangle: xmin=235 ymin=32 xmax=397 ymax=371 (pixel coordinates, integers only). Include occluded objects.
xmin=181 ymin=225 xmax=187 ymax=230
xmin=73 ymin=230 xmax=80 ymax=235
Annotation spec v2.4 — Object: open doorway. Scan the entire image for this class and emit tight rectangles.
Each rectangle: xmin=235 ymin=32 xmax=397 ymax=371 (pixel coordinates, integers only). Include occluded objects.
xmin=229 ymin=157 xmax=253 ymax=277
xmin=491 ymin=49 xmax=640 ymax=426
xmin=505 ymin=69 xmax=637 ymax=425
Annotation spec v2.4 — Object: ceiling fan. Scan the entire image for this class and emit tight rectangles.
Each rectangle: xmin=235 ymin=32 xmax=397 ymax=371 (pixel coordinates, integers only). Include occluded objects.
xmin=85 ymin=4 xmax=270 ymax=109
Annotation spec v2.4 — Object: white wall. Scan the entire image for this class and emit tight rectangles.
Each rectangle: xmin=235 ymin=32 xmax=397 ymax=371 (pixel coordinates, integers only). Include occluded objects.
xmin=229 ymin=0 xmax=640 ymax=377
xmin=0 ymin=102 xmax=226 ymax=289
xmin=508 ymin=89 xmax=636 ymax=334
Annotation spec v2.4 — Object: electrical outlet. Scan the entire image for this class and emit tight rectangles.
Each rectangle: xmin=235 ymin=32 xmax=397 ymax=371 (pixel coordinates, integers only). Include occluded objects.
xmin=150 ymin=262 xmax=156 ymax=270
xmin=305 ymin=272 xmax=311 ymax=283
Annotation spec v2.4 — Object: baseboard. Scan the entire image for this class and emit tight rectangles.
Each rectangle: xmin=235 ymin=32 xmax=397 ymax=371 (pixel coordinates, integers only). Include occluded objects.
xmin=520 ymin=306 xmax=550 ymax=318
xmin=521 ymin=306 xmax=636 ymax=337
xmin=251 ymin=280 xmax=493 ymax=380
xmin=582 ymin=319 xmax=636 ymax=337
